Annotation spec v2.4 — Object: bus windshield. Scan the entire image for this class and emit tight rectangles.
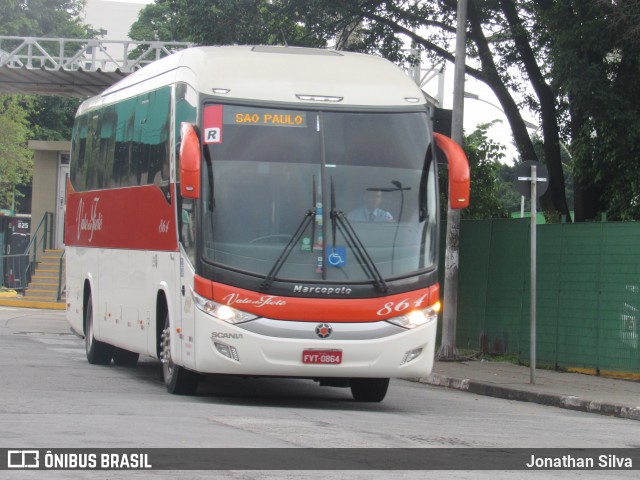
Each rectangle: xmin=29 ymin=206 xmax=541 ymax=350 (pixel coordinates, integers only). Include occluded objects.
xmin=201 ymin=105 xmax=437 ymax=285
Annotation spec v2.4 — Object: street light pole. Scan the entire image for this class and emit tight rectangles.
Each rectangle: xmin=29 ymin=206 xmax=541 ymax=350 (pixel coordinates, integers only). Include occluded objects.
xmin=439 ymin=0 xmax=468 ymax=360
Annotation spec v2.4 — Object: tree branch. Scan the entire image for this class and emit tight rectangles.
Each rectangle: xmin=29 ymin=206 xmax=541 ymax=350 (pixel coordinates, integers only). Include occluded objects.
xmin=361 ymin=10 xmax=484 ymax=80
xmin=500 ymin=0 xmax=570 ymax=219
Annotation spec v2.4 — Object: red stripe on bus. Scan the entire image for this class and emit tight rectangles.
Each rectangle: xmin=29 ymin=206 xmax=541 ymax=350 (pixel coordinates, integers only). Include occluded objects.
xmin=194 ymin=275 xmax=439 ymax=323
xmin=65 ymin=183 xmax=178 ymax=251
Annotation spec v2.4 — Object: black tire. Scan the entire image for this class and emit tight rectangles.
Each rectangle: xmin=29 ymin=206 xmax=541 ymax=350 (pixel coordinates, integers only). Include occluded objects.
xmin=350 ymin=378 xmax=390 ymax=402
xmin=85 ymin=295 xmax=113 ymax=365
xmin=160 ymin=311 xmax=199 ymax=395
xmin=112 ymin=347 xmax=139 ymax=367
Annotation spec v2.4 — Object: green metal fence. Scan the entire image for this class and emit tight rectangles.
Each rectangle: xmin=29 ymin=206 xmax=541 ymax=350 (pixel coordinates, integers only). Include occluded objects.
xmin=449 ymin=219 xmax=640 ymax=374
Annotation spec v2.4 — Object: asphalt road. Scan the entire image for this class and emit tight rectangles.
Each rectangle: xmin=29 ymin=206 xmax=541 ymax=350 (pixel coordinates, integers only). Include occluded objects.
xmin=1 ymin=307 xmax=638 ymax=480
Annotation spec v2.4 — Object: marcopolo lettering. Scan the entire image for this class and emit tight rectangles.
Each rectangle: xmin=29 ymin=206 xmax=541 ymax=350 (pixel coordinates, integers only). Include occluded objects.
xmin=293 ymin=285 xmax=353 ymax=295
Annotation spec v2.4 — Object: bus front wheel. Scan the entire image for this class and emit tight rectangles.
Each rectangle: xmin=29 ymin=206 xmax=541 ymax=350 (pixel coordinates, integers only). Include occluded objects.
xmin=350 ymin=378 xmax=389 ymax=402
xmin=85 ymin=295 xmax=113 ymax=365
xmin=160 ymin=312 xmax=199 ymax=395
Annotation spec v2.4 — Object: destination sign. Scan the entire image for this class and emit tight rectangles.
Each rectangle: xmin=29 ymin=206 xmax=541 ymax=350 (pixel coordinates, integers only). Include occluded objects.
xmin=223 ymin=106 xmax=307 ymax=128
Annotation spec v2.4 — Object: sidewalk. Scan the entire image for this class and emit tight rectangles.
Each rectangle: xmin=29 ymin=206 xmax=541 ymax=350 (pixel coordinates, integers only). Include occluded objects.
xmin=420 ymin=359 xmax=640 ymax=421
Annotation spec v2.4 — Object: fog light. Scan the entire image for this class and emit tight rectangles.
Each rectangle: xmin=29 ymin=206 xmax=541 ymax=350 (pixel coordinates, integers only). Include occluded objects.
xmin=401 ymin=348 xmax=423 ymax=365
xmin=214 ymin=341 xmax=240 ymax=361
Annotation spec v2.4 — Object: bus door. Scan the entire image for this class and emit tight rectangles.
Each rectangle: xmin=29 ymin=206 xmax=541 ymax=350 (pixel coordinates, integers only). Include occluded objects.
xmin=178 ymin=197 xmax=197 ymax=369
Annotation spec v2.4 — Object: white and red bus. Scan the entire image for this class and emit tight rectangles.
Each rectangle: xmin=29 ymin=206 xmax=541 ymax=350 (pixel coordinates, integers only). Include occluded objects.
xmin=65 ymin=45 xmax=469 ymax=402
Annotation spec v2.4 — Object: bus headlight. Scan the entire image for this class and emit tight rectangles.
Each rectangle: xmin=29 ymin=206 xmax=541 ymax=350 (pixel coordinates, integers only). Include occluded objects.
xmin=192 ymin=290 xmax=257 ymax=324
xmin=386 ymin=302 xmax=440 ymax=329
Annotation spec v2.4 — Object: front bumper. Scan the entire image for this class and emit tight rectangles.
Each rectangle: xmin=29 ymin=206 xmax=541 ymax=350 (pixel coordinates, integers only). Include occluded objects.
xmin=191 ymin=311 xmax=436 ymax=378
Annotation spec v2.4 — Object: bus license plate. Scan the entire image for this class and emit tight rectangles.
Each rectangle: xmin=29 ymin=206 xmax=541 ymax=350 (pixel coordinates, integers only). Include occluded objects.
xmin=302 ymin=349 xmax=342 ymax=365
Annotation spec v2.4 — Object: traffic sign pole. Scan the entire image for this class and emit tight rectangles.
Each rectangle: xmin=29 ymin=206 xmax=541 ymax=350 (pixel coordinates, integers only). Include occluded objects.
xmin=514 ymin=161 xmax=548 ymax=385
xmin=530 ymin=165 xmax=537 ymax=384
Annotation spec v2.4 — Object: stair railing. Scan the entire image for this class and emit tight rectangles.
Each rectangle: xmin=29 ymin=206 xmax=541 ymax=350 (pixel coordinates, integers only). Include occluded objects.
xmin=56 ymin=249 xmax=66 ymax=301
xmin=21 ymin=211 xmax=55 ymax=293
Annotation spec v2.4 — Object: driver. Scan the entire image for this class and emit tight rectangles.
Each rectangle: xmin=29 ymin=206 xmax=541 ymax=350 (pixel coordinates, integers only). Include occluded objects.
xmin=347 ymin=189 xmax=393 ymax=222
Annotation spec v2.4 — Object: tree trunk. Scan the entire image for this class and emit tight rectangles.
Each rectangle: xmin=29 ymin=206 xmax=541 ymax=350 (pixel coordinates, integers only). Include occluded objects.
xmin=500 ymin=0 xmax=571 ymax=221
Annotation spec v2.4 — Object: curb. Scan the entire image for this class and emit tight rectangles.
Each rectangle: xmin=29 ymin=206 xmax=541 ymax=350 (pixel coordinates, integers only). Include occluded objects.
xmin=0 ymin=298 xmax=66 ymax=310
xmin=418 ymin=373 xmax=640 ymax=422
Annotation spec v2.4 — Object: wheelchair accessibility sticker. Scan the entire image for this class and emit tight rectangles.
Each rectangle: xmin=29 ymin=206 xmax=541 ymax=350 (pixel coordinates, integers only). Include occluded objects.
xmin=326 ymin=246 xmax=346 ymax=267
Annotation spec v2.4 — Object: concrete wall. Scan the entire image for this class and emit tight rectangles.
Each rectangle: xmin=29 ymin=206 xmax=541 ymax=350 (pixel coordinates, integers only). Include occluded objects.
xmin=28 ymin=141 xmax=70 ymax=254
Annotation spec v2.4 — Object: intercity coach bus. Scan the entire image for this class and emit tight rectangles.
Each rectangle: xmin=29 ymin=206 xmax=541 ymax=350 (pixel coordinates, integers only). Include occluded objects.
xmin=65 ymin=45 xmax=469 ymax=402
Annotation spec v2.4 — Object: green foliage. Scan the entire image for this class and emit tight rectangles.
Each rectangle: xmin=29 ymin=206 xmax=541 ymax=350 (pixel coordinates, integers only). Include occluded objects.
xmin=440 ymin=122 xmax=509 ymax=220
xmin=536 ymin=0 xmax=640 ymax=220
xmin=0 ymin=0 xmax=90 ymax=208
xmin=25 ymin=96 xmax=79 ymax=141
xmin=129 ymin=0 xmax=325 ymax=47
xmin=126 ymin=0 xmax=638 ymax=221
xmin=461 ymin=122 xmax=510 ymax=219
xmin=0 ymin=0 xmax=88 ymax=37
xmin=495 ymin=163 xmax=522 ymax=214
xmin=0 ymin=96 xmax=33 ymax=209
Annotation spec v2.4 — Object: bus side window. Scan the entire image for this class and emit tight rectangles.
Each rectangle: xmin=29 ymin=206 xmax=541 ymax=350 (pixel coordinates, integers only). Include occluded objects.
xmin=112 ymin=97 xmax=136 ymax=188
xmin=146 ymin=88 xmax=171 ymax=189
xmin=70 ymin=116 xmax=88 ymax=191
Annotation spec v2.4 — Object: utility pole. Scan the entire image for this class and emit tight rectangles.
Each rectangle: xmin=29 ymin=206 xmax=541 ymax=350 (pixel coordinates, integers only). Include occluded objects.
xmin=438 ymin=0 xmax=467 ymax=359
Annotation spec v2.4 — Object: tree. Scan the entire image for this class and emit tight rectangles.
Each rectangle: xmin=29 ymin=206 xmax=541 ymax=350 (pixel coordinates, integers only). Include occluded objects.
xmin=541 ymin=0 xmax=640 ymax=220
xmin=273 ymin=1 xmax=640 ymax=221
xmin=268 ymin=1 xmax=572 ymax=220
xmin=0 ymin=0 xmax=89 ymax=140
xmin=129 ymin=0 xmax=325 ymax=47
xmin=461 ymin=122 xmax=509 ymax=220
xmin=129 ymin=1 xmax=640 ymax=221
xmin=0 ymin=96 xmax=33 ymax=210
xmin=495 ymin=163 xmax=522 ymax=214
xmin=0 ymin=0 xmax=93 ymax=206
xmin=0 ymin=0 xmax=88 ymax=37
xmin=26 ymin=96 xmax=79 ymax=141
xmin=438 ymin=122 xmax=509 ymax=220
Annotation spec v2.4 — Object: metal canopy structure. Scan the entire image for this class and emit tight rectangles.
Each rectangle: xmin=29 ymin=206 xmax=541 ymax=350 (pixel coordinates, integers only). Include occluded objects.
xmin=0 ymin=36 xmax=193 ymax=98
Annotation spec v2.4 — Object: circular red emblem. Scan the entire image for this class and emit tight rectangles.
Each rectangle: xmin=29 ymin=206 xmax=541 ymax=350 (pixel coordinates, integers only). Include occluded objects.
xmin=315 ymin=323 xmax=332 ymax=339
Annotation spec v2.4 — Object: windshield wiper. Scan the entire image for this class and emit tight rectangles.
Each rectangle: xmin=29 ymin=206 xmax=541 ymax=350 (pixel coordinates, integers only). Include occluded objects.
xmin=260 ymin=210 xmax=314 ymax=291
xmin=330 ymin=177 xmax=388 ymax=293
xmin=261 ymin=176 xmax=317 ymax=291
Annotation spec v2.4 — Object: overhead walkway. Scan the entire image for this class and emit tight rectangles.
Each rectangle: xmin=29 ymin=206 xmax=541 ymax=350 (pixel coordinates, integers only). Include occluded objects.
xmin=0 ymin=36 xmax=193 ymax=97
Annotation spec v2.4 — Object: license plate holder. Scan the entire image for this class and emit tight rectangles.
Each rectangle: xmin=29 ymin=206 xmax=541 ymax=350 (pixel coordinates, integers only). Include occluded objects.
xmin=302 ymin=349 xmax=342 ymax=365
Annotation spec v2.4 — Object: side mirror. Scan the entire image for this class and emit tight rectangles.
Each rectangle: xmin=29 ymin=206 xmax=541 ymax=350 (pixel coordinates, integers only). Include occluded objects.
xmin=179 ymin=122 xmax=201 ymax=199
xmin=434 ymin=132 xmax=470 ymax=209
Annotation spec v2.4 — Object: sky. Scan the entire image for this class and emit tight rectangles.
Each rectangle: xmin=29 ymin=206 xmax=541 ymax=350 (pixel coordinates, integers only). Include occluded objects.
xmin=436 ymin=69 xmax=534 ymax=163
xmin=83 ymin=1 xmax=151 ymax=40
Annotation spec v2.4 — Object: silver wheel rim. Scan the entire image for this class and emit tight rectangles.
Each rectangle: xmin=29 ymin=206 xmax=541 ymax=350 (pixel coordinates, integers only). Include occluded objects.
xmin=85 ymin=307 xmax=93 ymax=354
xmin=160 ymin=327 xmax=174 ymax=379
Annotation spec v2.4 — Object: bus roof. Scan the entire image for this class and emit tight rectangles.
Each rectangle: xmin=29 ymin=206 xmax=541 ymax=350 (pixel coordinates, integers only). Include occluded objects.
xmin=96 ymin=45 xmax=428 ymax=108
